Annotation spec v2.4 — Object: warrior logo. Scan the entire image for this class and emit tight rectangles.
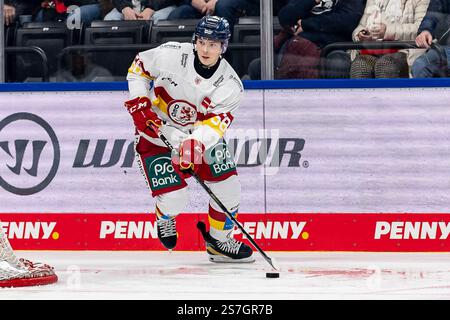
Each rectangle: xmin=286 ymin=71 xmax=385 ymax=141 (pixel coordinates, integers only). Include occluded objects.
xmin=0 ymin=113 xmax=60 ymax=195
xmin=167 ymin=100 xmax=197 ymax=126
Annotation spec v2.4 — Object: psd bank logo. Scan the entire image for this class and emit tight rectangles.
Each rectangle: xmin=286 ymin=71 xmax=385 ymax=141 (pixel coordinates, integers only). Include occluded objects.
xmin=0 ymin=113 xmax=60 ymax=195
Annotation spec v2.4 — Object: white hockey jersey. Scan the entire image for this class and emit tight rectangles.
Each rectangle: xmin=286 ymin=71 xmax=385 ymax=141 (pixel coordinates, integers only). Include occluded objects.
xmin=126 ymin=42 xmax=244 ymax=150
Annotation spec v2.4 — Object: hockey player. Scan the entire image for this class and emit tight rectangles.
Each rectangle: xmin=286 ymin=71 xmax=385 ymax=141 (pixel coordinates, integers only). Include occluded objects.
xmin=124 ymin=15 xmax=254 ymax=263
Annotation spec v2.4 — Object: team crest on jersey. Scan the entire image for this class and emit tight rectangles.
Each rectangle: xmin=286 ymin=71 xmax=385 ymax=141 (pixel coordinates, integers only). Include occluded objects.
xmin=167 ymin=100 xmax=197 ymax=126
xmin=194 ymin=76 xmax=202 ymax=85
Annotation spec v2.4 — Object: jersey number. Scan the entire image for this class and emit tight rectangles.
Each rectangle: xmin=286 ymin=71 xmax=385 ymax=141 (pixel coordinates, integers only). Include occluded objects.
xmin=210 ymin=114 xmax=232 ymax=134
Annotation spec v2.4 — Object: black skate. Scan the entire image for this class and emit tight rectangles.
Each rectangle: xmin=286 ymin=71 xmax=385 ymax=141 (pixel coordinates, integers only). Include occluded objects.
xmin=156 ymin=217 xmax=177 ymax=250
xmin=197 ymin=222 xmax=255 ymax=263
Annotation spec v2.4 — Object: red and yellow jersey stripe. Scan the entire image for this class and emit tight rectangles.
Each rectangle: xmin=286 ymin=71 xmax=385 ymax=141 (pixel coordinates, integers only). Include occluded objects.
xmin=196 ymin=112 xmax=234 ymax=138
xmin=128 ymin=55 xmax=155 ymax=81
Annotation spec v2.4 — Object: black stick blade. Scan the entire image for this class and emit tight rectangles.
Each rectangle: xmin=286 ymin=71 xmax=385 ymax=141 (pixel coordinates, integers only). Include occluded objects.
xmin=196 ymin=221 xmax=210 ymax=241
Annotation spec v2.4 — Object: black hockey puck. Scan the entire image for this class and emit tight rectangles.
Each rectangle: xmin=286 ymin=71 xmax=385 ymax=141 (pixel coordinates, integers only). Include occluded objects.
xmin=266 ymin=272 xmax=280 ymax=278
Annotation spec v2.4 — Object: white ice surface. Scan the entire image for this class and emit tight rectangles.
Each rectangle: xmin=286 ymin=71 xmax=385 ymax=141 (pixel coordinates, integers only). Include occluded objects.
xmin=1 ymin=251 xmax=450 ymax=300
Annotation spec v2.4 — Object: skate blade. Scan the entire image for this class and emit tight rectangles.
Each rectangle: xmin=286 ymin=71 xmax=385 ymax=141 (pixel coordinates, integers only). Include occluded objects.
xmin=208 ymin=255 xmax=255 ymax=264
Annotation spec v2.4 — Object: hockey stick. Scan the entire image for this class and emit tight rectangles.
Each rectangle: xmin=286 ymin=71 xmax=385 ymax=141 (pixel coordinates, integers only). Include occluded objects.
xmin=146 ymin=122 xmax=279 ymax=271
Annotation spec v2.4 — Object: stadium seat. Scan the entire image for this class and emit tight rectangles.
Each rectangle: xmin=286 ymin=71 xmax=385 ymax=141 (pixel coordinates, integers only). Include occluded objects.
xmin=84 ymin=23 xmax=148 ymax=45
xmin=149 ymin=19 xmax=197 ymax=44
xmin=4 ymin=26 xmax=15 ymax=81
xmin=88 ymin=19 xmax=152 ymax=42
xmin=4 ymin=26 xmax=10 ymax=45
xmin=229 ymin=17 xmax=282 ymax=77
xmin=5 ymin=47 xmax=49 ymax=82
xmin=232 ymin=16 xmax=281 ymax=43
xmin=22 ymin=21 xmax=68 ymax=28
xmin=14 ymin=23 xmax=74 ymax=81
xmin=4 ymin=24 xmax=17 ymax=46
xmin=90 ymin=20 xmax=151 ymax=28
xmin=22 ymin=21 xmax=83 ymax=44
xmin=83 ymin=21 xmax=150 ymax=79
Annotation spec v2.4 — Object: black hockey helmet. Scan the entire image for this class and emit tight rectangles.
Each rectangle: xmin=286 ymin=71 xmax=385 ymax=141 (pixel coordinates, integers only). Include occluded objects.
xmin=192 ymin=15 xmax=231 ymax=53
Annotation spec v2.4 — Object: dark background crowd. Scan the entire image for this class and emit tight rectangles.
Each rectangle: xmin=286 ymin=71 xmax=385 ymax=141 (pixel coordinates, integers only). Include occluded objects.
xmin=2 ymin=0 xmax=450 ymax=82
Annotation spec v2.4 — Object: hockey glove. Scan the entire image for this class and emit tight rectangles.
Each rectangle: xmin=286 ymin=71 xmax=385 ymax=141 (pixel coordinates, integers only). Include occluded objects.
xmin=124 ymin=96 xmax=162 ymax=138
xmin=172 ymin=139 xmax=205 ymax=178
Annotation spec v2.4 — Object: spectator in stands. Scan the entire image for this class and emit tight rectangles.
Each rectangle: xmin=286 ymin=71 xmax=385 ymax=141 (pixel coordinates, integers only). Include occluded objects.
xmin=35 ymin=1 xmax=102 ymax=25
xmin=99 ymin=0 xmax=114 ymax=17
xmin=56 ymin=50 xmax=113 ymax=81
xmin=249 ymin=0 xmax=365 ymax=79
xmin=411 ymin=0 xmax=450 ymax=77
xmin=350 ymin=0 xmax=429 ymax=79
xmin=3 ymin=1 xmax=40 ymax=26
xmin=104 ymin=0 xmax=180 ymax=23
xmin=167 ymin=0 xmax=259 ymax=32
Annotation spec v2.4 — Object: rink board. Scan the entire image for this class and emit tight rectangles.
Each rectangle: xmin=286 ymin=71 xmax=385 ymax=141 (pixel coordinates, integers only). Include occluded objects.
xmin=1 ymin=86 xmax=450 ymax=251
xmin=1 ymin=213 xmax=450 ymax=252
